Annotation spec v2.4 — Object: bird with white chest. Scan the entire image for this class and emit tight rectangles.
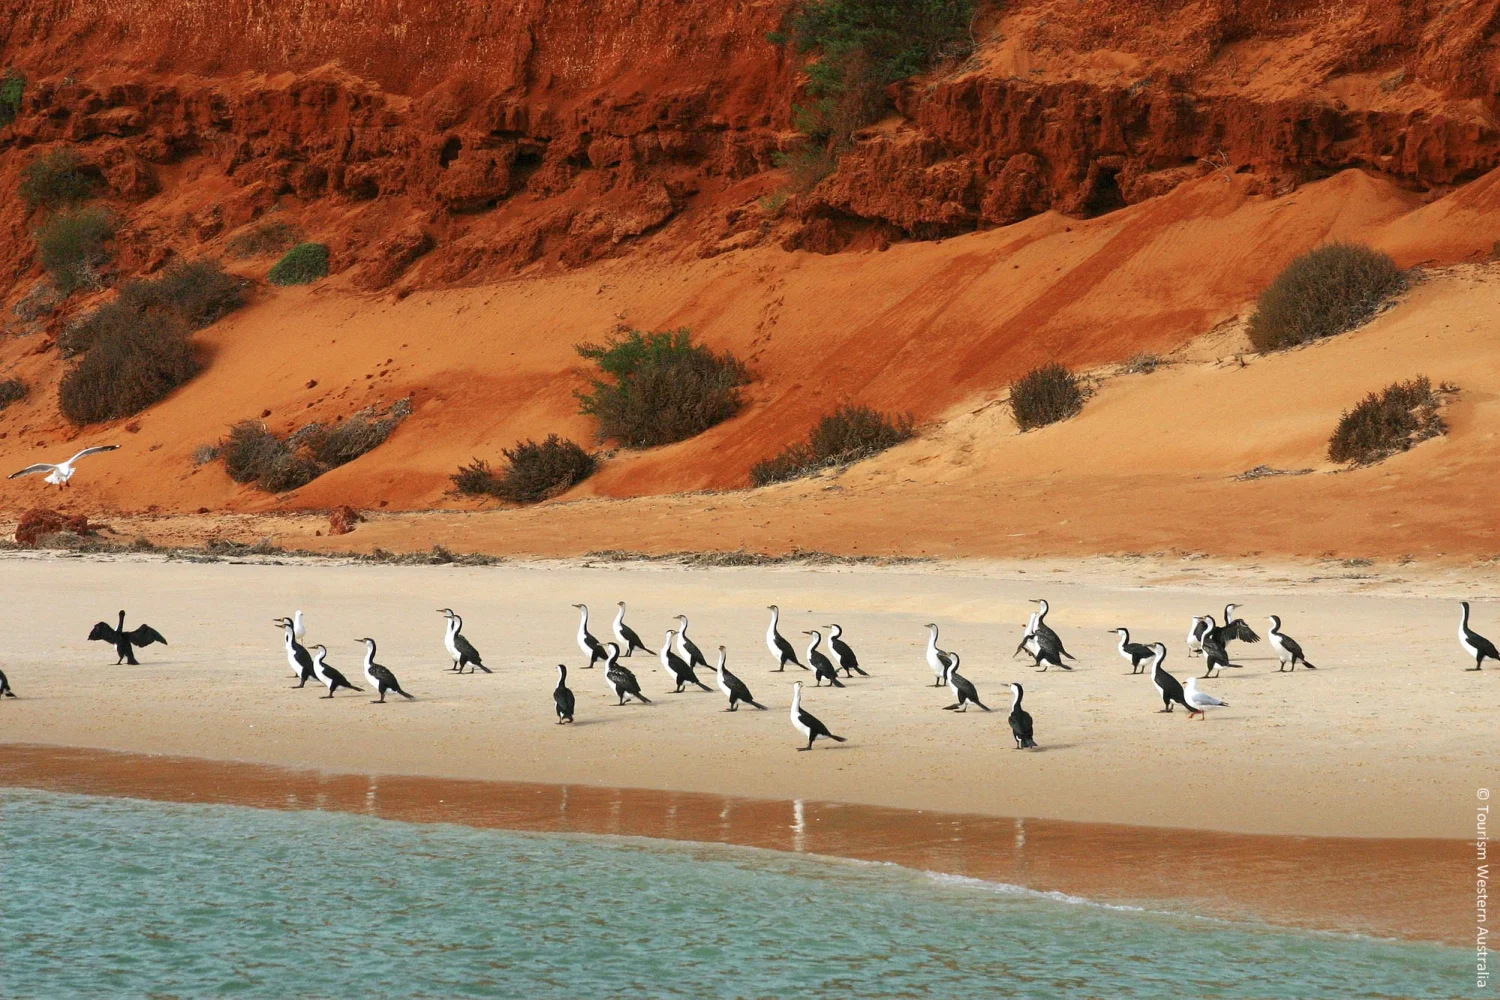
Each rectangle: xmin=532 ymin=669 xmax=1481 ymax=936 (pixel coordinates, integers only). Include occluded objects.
xmin=9 ymin=444 xmax=120 ymax=489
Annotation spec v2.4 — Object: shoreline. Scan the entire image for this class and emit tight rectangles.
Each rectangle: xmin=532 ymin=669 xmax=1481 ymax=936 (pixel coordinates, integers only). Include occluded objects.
xmin=0 ymin=743 xmax=1469 ymax=947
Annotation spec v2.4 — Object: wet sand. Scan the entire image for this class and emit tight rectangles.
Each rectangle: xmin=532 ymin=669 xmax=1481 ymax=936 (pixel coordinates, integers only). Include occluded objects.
xmin=0 ymin=744 xmax=1467 ymax=946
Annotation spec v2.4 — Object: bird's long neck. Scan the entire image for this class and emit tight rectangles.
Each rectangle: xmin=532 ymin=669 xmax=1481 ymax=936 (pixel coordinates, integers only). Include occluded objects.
xmin=614 ymin=605 xmax=626 ymax=630
xmin=283 ymin=625 xmax=296 ymax=647
xmin=768 ymin=608 xmax=779 ymax=634
xmin=118 ymin=611 xmax=126 ymax=628
xmin=363 ymin=641 xmax=376 ymax=667
xmin=556 ymin=664 xmax=567 ymax=686
xmin=791 ymin=686 xmax=801 ymax=713
xmin=806 ymin=632 xmax=820 ymax=655
xmin=577 ymin=607 xmax=588 ymax=634
xmin=1462 ymin=604 xmax=1471 ymax=631
xmin=661 ymin=635 xmax=674 ymax=667
xmin=1224 ymin=605 xmax=1234 ymax=624
xmin=716 ymin=649 xmax=726 ymax=679
xmin=678 ymin=617 xmax=690 ymax=637
xmin=926 ymin=626 xmax=938 ymax=653
xmin=1010 ymin=686 xmax=1021 ymax=711
xmin=1035 ymin=602 xmax=1048 ymax=623
xmin=445 ymin=617 xmax=458 ymax=640
xmin=1116 ymin=630 xmax=1128 ymax=652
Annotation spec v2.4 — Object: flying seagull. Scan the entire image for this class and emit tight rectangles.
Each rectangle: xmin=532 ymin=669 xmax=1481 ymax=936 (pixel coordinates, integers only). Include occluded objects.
xmin=9 ymin=445 xmax=120 ymax=488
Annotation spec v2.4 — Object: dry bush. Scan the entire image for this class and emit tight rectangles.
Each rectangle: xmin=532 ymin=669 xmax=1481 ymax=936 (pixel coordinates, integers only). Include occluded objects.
xmin=37 ymin=207 xmax=114 ymax=295
xmin=14 ymin=508 xmax=93 ymax=547
xmin=19 ymin=147 xmax=98 ymax=210
xmin=221 ymin=421 xmax=287 ymax=483
xmin=1328 ymin=376 xmax=1448 ymax=465
xmin=751 ymin=403 xmax=914 ymax=486
xmin=58 ymin=313 xmax=199 ymax=425
xmin=451 ymin=459 xmax=501 ymax=496
xmin=0 ymin=377 xmax=26 ymax=411
xmin=119 ymin=260 xmax=244 ymax=329
xmin=1248 ymin=243 xmax=1408 ymax=352
xmin=215 ymin=400 xmax=410 ymax=492
xmin=452 ymin=436 xmax=597 ymax=503
xmin=226 ymin=219 xmax=302 ymax=259
xmin=576 ymin=328 xmax=750 ymax=448
xmin=1009 ymin=362 xmax=1085 ymax=431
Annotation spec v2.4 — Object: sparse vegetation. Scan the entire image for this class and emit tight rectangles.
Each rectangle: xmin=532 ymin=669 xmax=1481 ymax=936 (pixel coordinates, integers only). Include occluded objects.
xmin=192 ymin=443 xmax=221 ymax=466
xmin=452 ymin=435 xmax=597 ymax=503
xmin=214 ymin=399 xmax=411 ymax=492
xmin=772 ymin=0 xmax=976 ymax=188
xmin=575 ymin=328 xmax=751 ymax=448
xmin=20 ymin=148 xmax=99 ymax=211
xmin=1009 ymin=362 xmax=1085 ymax=431
xmin=0 ymin=69 xmax=24 ymax=128
xmin=1247 ymin=242 xmax=1408 ymax=352
xmin=0 ymin=377 xmax=27 ymax=411
xmin=1327 ymin=376 xmax=1449 ymax=465
xmin=37 ymin=207 xmax=114 ymax=295
xmin=58 ymin=313 xmax=200 ymax=425
xmin=119 ymin=260 xmax=244 ymax=328
xmin=227 ymin=219 xmax=302 ymax=259
xmin=1119 ymin=353 xmax=1168 ymax=375
xmin=751 ymin=403 xmax=915 ymax=486
xmin=268 ymin=242 xmax=330 ymax=285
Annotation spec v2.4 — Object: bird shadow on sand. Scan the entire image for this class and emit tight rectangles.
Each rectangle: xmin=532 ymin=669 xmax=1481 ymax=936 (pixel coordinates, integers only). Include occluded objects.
xmin=1023 ymin=743 xmax=1074 ymax=753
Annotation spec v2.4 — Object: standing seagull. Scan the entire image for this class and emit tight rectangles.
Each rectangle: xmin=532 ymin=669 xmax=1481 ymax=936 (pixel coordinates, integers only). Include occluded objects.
xmin=1007 ymin=683 xmax=1037 ymax=749
xmin=802 ymin=630 xmax=845 ymax=688
xmin=673 ymin=615 xmax=710 ymax=670
xmin=1110 ymin=628 xmax=1156 ymax=674
xmin=603 ymin=643 xmax=651 ymax=705
xmin=1213 ymin=604 xmax=1261 ymax=647
xmin=438 ymin=609 xmax=491 ymax=673
xmin=941 ymin=653 xmax=989 ymax=712
xmin=311 ymin=645 xmax=362 ymax=698
xmin=1458 ymin=602 xmax=1500 ymax=671
xmin=0 ymin=667 xmax=15 ymax=698
xmin=571 ymin=604 xmax=607 ymax=668
xmin=274 ymin=617 xmax=316 ymax=686
xmin=924 ymin=623 xmax=956 ymax=687
xmin=1026 ymin=600 xmax=1075 ymax=671
xmin=293 ymin=610 xmax=307 ymax=641
xmin=765 ymin=606 xmax=805 ymax=672
xmin=789 ymin=681 xmax=845 ymax=751
xmin=1196 ymin=616 xmax=1240 ymax=678
xmin=356 ymin=638 xmax=414 ymax=703
xmin=825 ymin=624 xmax=868 ymax=677
xmin=1186 ymin=616 xmax=1209 ymax=657
xmin=612 ymin=602 xmax=652 ymax=657
xmin=553 ymin=664 xmax=575 ymax=724
xmin=1183 ymin=676 xmax=1228 ymax=720
xmin=715 ymin=647 xmax=765 ymax=711
xmin=89 ymin=610 xmax=167 ymax=665
xmin=1149 ymin=643 xmax=1191 ymax=713
xmin=659 ymin=631 xmax=712 ymax=692
xmin=9 ymin=444 xmax=120 ymax=489
xmin=1267 ymin=616 xmax=1316 ymax=672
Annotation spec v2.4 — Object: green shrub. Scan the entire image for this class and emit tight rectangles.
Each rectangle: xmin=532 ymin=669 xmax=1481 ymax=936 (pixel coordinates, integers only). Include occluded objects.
xmin=1010 ymin=362 xmax=1085 ymax=431
xmin=0 ymin=69 xmax=24 ymax=128
xmin=1327 ymin=376 xmax=1447 ymax=465
xmin=19 ymin=148 xmax=99 ymax=210
xmin=227 ymin=219 xmax=302 ymax=259
xmin=751 ymin=403 xmax=915 ymax=485
xmin=268 ymin=242 xmax=329 ymax=285
xmin=119 ymin=259 xmax=244 ymax=329
xmin=216 ymin=399 xmax=410 ymax=492
xmin=0 ymin=377 xmax=26 ymax=411
xmin=1247 ymin=243 xmax=1408 ymax=352
xmin=58 ymin=313 xmax=199 ymax=425
xmin=37 ymin=207 xmax=114 ymax=295
xmin=575 ymin=328 xmax=751 ymax=448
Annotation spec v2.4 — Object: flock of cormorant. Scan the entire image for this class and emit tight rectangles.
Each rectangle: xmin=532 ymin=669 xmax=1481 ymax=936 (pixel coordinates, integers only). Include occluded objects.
xmin=0 ymin=595 xmax=1492 ymax=752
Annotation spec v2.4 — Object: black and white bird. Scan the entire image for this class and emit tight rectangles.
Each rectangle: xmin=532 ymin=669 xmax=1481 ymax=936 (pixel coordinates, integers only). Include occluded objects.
xmin=0 ymin=667 xmax=15 ymax=698
xmin=1183 ymin=676 xmax=1228 ymax=720
xmin=1013 ymin=605 xmax=1041 ymax=660
xmin=765 ymin=605 xmax=805 ymax=672
xmin=714 ymin=646 xmax=765 ymax=711
xmin=311 ymin=645 xmax=362 ymax=698
xmin=88 ymin=610 xmax=167 ymax=665
xmin=802 ymin=630 xmax=845 ymax=688
xmin=1196 ymin=615 xmax=1240 ymax=678
xmin=438 ymin=608 xmax=490 ymax=673
xmin=659 ymin=630 xmax=712 ymax=692
xmin=571 ymin=604 xmax=607 ymax=668
xmin=941 ymin=653 xmax=989 ymax=712
xmin=825 ymin=624 xmax=868 ymax=677
xmin=1109 ymin=627 xmax=1156 ymax=674
xmin=603 ymin=642 xmax=651 ymax=705
xmin=1458 ymin=602 xmax=1500 ymax=671
xmin=274 ymin=617 xmax=316 ymax=686
xmin=789 ymin=681 xmax=845 ymax=751
xmin=357 ymin=638 xmax=414 ymax=703
xmin=1186 ymin=616 xmax=1210 ymax=657
xmin=673 ymin=615 xmax=710 ymax=670
xmin=553 ymin=664 xmax=575 ymax=724
xmin=1025 ymin=599 xmax=1074 ymax=671
xmin=1212 ymin=603 xmax=1261 ymax=647
xmin=9 ymin=444 xmax=120 ymax=489
xmin=1007 ymin=683 xmax=1037 ymax=749
xmin=612 ymin=602 xmax=652 ymax=657
xmin=923 ymin=623 xmax=956 ymax=687
xmin=1149 ymin=642 xmax=1191 ymax=713
xmin=1267 ymin=615 xmax=1316 ymax=672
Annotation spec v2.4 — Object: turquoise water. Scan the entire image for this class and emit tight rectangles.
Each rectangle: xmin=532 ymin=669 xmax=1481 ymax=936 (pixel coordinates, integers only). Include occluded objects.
xmin=0 ymin=789 xmax=1459 ymax=999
